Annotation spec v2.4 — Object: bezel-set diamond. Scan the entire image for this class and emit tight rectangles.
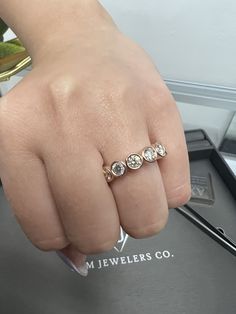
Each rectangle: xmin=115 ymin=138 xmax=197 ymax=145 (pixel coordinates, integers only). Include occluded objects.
xmin=126 ymin=153 xmax=143 ymax=170
xmin=111 ymin=161 xmax=127 ymax=177
xmin=154 ymin=143 xmax=167 ymax=157
xmin=103 ymin=142 xmax=167 ymax=182
xmin=142 ymin=146 xmax=158 ymax=162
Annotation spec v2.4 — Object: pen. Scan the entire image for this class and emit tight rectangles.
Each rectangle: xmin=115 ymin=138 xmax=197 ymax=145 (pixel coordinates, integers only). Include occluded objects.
xmin=175 ymin=205 xmax=236 ymax=257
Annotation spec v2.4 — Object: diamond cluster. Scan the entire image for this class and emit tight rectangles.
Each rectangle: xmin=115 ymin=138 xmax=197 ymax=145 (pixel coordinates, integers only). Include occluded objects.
xmin=103 ymin=143 xmax=167 ymax=182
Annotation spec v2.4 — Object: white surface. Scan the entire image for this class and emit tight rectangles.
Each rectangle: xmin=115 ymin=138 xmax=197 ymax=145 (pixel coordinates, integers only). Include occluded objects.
xmin=0 ymin=75 xmax=22 ymax=95
xmin=224 ymin=156 xmax=236 ymax=175
xmin=100 ymin=0 xmax=236 ymax=87
xmin=177 ymin=101 xmax=234 ymax=147
xmin=4 ymin=28 xmax=15 ymax=41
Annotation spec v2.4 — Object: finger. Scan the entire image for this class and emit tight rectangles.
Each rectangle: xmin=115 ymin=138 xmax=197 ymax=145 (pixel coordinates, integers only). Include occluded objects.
xmin=43 ymin=143 xmax=120 ymax=255
xmin=101 ymin=123 xmax=169 ymax=239
xmin=147 ymin=88 xmax=191 ymax=208
xmin=0 ymin=152 xmax=88 ymax=274
xmin=0 ymin=151 xmax=69 ymax=251
xmin=57 ymin=244 xmax=88 ymax=276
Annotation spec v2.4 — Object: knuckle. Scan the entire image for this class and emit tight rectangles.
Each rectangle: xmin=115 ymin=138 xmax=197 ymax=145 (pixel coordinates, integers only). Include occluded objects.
xmin=74 ymin=238 xmax=118 ymax=255
xmin=147 ymin=82 xmax=173 ymax=104
xmin=47 ymin=75 xmax=77 ymax=105
xmin=82 ymin=242 xmax=115 ymax=255
xmin=168 ymin=183 xmax=192 ymax=208
xmin=125 ymin=212 xmax=169 ymax=239
xmin=33 ymin=236 xmax=69 ymax=252
xmin=68 ymin=226 xmax=120 ymax=255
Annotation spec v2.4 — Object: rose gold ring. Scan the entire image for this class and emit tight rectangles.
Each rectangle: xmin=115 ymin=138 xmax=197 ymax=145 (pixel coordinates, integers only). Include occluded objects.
xmin=103 ymin=142 xmax=167 ymax=183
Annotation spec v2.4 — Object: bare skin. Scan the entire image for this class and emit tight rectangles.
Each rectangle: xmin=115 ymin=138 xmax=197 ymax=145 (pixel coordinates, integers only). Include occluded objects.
xmin=0 ymin=0 xmax=190 ymax=272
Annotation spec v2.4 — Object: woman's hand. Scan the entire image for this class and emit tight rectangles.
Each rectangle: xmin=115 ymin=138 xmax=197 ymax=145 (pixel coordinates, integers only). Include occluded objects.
xmin=0 ymin=0 xmax=190 ymax=274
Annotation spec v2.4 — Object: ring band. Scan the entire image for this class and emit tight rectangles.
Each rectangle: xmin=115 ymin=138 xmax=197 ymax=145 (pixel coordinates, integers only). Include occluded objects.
xmin=103 ymin=142 xmax=167 ymax=183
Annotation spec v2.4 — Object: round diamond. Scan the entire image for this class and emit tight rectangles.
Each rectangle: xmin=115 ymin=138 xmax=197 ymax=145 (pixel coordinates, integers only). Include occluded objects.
xmin=142 ymin=146 xmax=158 ymax=162
xmin=154 ymin=143 xmax=167 ymax=157
xmin=111 ymin=161 xmax=127 ymax=177
xmin=126 ymin=153 xmax=143 ymax=170
xmin=103 ymin=167 xmax=114 ymax=182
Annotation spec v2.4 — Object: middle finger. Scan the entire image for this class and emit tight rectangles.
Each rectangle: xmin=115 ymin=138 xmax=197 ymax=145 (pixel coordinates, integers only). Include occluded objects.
xmin=43 ymin=142 xmax=120 ymax=254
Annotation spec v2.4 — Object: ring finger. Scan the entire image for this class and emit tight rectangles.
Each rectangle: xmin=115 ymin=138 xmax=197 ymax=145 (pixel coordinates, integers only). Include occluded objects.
xmin=101 ymin=125 xmax=169 ymax=239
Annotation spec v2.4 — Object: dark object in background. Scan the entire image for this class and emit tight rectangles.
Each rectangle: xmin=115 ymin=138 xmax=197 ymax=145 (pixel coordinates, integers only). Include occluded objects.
xmin=185 ymin=129 xmax=236 ymax=248
xmin=190 ymin=173 xmax=215 ymax=205
xmin=220 ymin=112 xmax=236 ymax=156
xmin=176 ymin=205 xmax=236 ymax=256
xmin=0 ymin=19 xmax=8 ymax=42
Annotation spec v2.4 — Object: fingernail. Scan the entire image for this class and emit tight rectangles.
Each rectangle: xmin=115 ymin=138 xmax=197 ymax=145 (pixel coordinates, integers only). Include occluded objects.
xmin=56 ymin=251 xmax=88 ymax=277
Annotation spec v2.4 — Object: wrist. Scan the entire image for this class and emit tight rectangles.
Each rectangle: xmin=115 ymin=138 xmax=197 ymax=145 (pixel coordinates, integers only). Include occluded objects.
xmin=0 ymin=0 xmax=117 ymax=62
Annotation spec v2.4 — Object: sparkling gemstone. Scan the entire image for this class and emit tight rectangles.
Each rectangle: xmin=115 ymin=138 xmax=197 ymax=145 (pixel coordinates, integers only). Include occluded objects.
xmin=103 ymin=167 xmax=113 ymax=182
xmin=111 ymin=161 xmax=127 ymax=177
xmin=154 ymin=143 xmax=167 ymax=157
xmin=142 ymin=146 xmax=158 ymax=162
xmin=126 ymin=153 xmax=143 ymax=170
